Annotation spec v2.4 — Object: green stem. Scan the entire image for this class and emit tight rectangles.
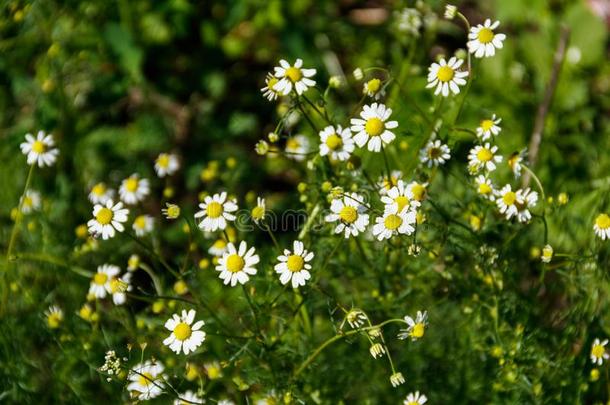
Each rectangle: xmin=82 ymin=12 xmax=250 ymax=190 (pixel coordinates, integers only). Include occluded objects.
xmin=6 ymin=164 xmax=35 ymax=262
xmin=263 ymin=222 xmax=281 ymax=251
xmin=13 ymin=252 xmax=93 ymax=277
xmin=139 ymin=262 xmax=163 ymax=295
xmin=380 ymin=144 xmax=393 ymax=186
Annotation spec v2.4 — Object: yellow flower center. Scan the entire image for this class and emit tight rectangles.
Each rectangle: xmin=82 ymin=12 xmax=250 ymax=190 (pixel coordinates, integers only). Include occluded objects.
xmin=365 ymin=117 xmax=384 ymax=136
xmin=406 ymin=402 xmax=418 ymax=405
xmin=476 ymin=148 xmax=493 ymax=162
xmin=47 ymin=313 xmax=62 ymax=328
xmin=174 ymin=322 xmax=192 ymax=341
xmin=213 ymin=239 xmax=227 ymax=249
xmin=411 ymin=323 xmax=425 ymax=338
xmin=207 ymin=364 xmax=222 ymax=379
xmin=477 ymin=27 xmax=494 ymax=43
xmin=384 ymin=214 xmax=402 ymax=230
xmin=96 ymin=207 xmax=113 ymax=225
xmin=395 ymin=196 xmax=410 ymax=212
xmin=125 ymin=178 xmax=139 ymax=192
xmin=286 ymin=138 xmax=300 ymax=150
xmin=92 ymin=183 xmax=106 ymax=196
xmin=592 ymin=344 xmax=605 ymax=359
xmin=93 ymin=272 xmax=108 ymax=285
xmin=339 ymin=206 xmax=358 ymax=223
xmin=478 ymin=183 xmax=492 ymax=195
xmin=109 ymin=278 xmax=127 ymax=293
xmin=166 ymin=205 xmax=180 ymax=218
xmin=428 ymin=147 xmax=441 ymax=159
xmin=325 ymin=134 xmax=343 ymax=150
xmin=286 ymin=255 xmax=305 ymax=272
xmin=411 ymin=184 xmax=426 ymax=201
xmin=134 ymin=215 xmax=147 ymax=229
xmin=437 ymin=66 xmax=454 ymax=82
xmin=365 ymin=78 xmax=381 ymax=93
xmin=480 ymin=119 xmax=494 ymax=132
xmin=502 ymin=191 xmax=516 ymax=206
xmin=251 ymin=206 xmax=265 ymax=220
xmin=285 ymin=67 xmax=302 ymax=82
xmin=267 ymin=77 xmax=279 ymax=90
xmin=206 ymin=202 xmax=223 ymax=218
xmin=32 ymin=140 xmax=46 ymax=153
xmin=138 ymin=372 xmax=154 ymax=387
xmin=157 ymin=154 xmax=169 ymax=168
xmin=22 ymin=196 xmax=32 ymax=207
xmin=226 ymin=254 xmax=245 ymax=273
xmin=596 ymin=214 xmax=610 ymax=230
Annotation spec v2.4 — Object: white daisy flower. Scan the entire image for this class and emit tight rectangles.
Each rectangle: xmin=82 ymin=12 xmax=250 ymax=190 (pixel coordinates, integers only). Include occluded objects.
xmin=591 ymin=338 xmax=609 ymax=365
xmin=345 ymin=309 xmax=368 ymax=329
xmin=20 ymin=130 xmax=59 ymax=167
xmin=88 ymin=182 xmax=115 ymax=205
xmin=119 ymin=174 xmax=150 ymax=205
xmin=467 ymin=19 xmax=506 ymax=58
xmin=468 ymin=143 xmax=502 ymax=172
xmin=404 ymin=391 xmax=428 ymax=405
xmin=275 ymin=240 xmax=314 ymax=289
xmin=20 ymin=190 xmax=41 ymax=214
xmin=390 ymin=372 xmax=405 ymax=387
xmin=163 ymin=309 xmax=206 ymax=355
xmin=132 ymin=214 xmax=154 ymax=237
xmin=363 ymin=78 xmax=385 ymax=100
xmin=372 ymin=205 xmax=416 ymax=241
xmin=426 ymin=57 xmax=468 ymax=97
xmin=175 ymin=391 xmax=204 ymax=405
xmin=407 ymin=181 xmax=428 ymax=202
xmin=350 ymin=103 xmax=398 ymax=152
xmin=87 ymin=199 xmax=129 ymax=240
xmin=195 ymin=192 xmax=238 ymax=232
xmin=594 ymin=213 xmax=610 ymax=240
xmin=273 ymin=58 xmax=316 ymax=95
xmin=162 ymin=203 xmax=181 ymax=219
xmin=154 ymin=153 xmax=180 ymax=177
xmin=395 ymin=8 xmax=422 ymax=36
xmin=45 ymin=305 xmax=63 ymax=329
xmin=398 ymin=310 xmax=428 ymax=341
xmin=515 ymin=188 xmax=538 ymax=223
xmin=377 ymin=170 xmax=403 ymax=195
xmin=419 ymin=140 xmax=451 ymax=167
xmin=285 ymin=134 xmax=310 ymax=161
xmin=251 ymin=197 xmax=266 ymax=223
xmin=507 ymin=152 xmax=523 ymax=178
xmin=495 ymin=185 xmax=519 ymax=220
xmin=208 ymin=238 xmax=228 ymax=257
xmin=261 ymin=72 xmax=282 ymax=101
xmin=476 ymin=114 xmax=502 ymax=140
xmin=474 ymin=175 xmax=495 ymax=200
xmin=109 ymin=272 xmax=132 ymax=305
xmin=216 ymin=241 xmax=259 ymax=287
xmin=88 ymin=264 xmax=120 ymax=299
xmin=127 ymin=361 xmax=165 ymax=400
xmin=381 ymin=180 xmax=421 ymax=213
xmin=318 ymin=125 xmax=354 ymax=161
xmin=324 ymin=193 xmax=370 ymax=238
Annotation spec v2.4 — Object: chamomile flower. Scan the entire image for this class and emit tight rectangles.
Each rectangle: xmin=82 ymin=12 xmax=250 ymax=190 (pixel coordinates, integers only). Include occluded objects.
xmin=398 ymin=310 xmax=428 ymax=341
xmin=404 ymin=391 xmax=428 ymax=405
xmin=515 ymin=188 xmax=538 ymax=223
xmin=426 ymin=57 xmax=468 ymax=97
xmin=216 ymin=241 xmax=259 ymax=287
xmin=20 ymin=190 xmax=41 ymax=214
xmin=154 ymin=153 xmax=180 ymax=177
xmin=261 ymin=73 xmax=282 ymax=101
xmin=345 ymin=309 xmax=368 ymax=329
xmin=163 ymin=309 xmax=206 ymax=355
xmin=474 ymin=175 xmax=495 ymax=199
xmin=372 ymin=204 xmax=417 ymax=241
xmin=390 ymin=372 xmax=406 ymax=387
xmin=351 ymin=103 xmax=398 ymax=152
xmin=419 ymin=140 xmax=451 ymax=167
xmin=594 ymin=213 xmax=610 ymax=240
xmin=209 ymin=238 xmax=228 ymax=257
xmin=88 ymin=182 xmax=114 ymax=205
xmin=119 ymin=174 xmax=150 ymax=205
xmin=87 ymin=199 xmax=129 ymax=240
xmin=495 ymin=185 xmax=519 ymax=220
xmin=162 ymin=203 xmax=181 ymax=219
xmin=444 ymin=4 xmax=457 ymax=20
xmin=507 ymin=152 xmax=524 ymax=178
xmin=363 ymin=78 xmax=385 ymax=99
xmin=109 ymin=272 xmax=132 ymax=305
xmin=195 ymin=192 xmax=238 ymax=232
xmin=273 ymin=58 xmax=316 ymax=95
xmin=476 ymin=114 xmax=502 ymax=140
xmin=127 ymin=254 xmax=140 ymax=271
xmin=467 ymin=19 xmax=506 ymax=58
xmin=468 ymin=143 xmax=502 ymax=172
xmin=20 ymin=130 xmax=59 ymax=167
xmin=591 ymin=338 xmax=609 ymax=365
xmin=45 ymin=305 xmax=63 ymax=329
xmin=381 ymin=180 xmax=421 ymax=213
xmin=285 ymin=134 xmax=310 ymax=161
xmin=204 ymin=361 xmax=223 ymax=380
xmin=132 ymin=214 xmax=154 ymax=237
xmin=324 ymin=193 xmax=370 ymax=238
xmin=127 ymin=361 xmax=165 ymax=400
xmin=407 ymin=181 xmax=428 ymax=202
xmin=541 ymin=244 xmax=553 ymax=263
xmin=251 ymin=197 xmax=266 ymax=223
xmin=318 ymin=125 xmax=354 ymax=161
xmin=275 ymin=240 xmax=314 ymax=288
xmin=369 ymin=343 xmax=386 ymax=359
xmin=89 ymin=264 xmax=120 ymax=299
xmin=377 ymin=170 xmax=403 ymax=195
xmin=175 ymin=391 xmax=204 ymax=405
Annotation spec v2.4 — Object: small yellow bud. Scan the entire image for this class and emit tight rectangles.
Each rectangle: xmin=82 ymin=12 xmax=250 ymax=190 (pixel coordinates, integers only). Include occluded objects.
xmin=297 ymin=182 xmax=308 ymax=193
xmin=152 ymin=300 xmax=165 ymax=314
xmin=163 ymin=187 xmax=174 ymax=199
xmin=173 ymin=280 xmax=189 ymax=296
xmin=590 ymin=368 xmax=600 ymax=382
xmin=75 ymin=224 xmax=88 ymax=239
xmin=199 ymin=258 xmax=210 ymax=269
xmin=226 ymin=157 xmax=237 ymax=169
xmin=321 ymin=181 xmax=332 ymax=193
xmin=557 ymin=192 xmax=569 ymax=205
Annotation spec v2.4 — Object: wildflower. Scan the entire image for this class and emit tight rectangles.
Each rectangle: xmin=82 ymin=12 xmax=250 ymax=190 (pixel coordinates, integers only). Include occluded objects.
xmin=515 ymin=188 xmax=538 ymax=223
xmin=132 ymin=215 xmax=154 ymax=237
xmin=353 ymin=68 xmax=364 ymax=80
xmin=285 ymin=134 xmax=310 ymax=161
xmin=404 ymin=391 xmax=428 ymax=405
xmin=209 ymin=238 xmax=228 ymax=257
xmin=346 ymin=309 xmax=367 ymax=329
xmin=390 ymin=372 xmax=406 ymax=387
xmin=119 ymin=174 xmax=150 ymax=205
xmin=507 ymin=152 xmax=523 ymax=178
xmin=89 ymin=264 xmax=121 ymax=299
xmin=88 ymin=182 xmax=114 ymax=205
xmin=476 ymin=114 xmax=502 ymax=140
xmin=468 ymin=143 xmax=502 ymax=172
xmin=328 ymin=75 xmax=343 ymax=88
xmin=381 ymin=180 xmax=421 ymax=213
xmin=255 ymin=140 xmax=269 ymax=155
xmin=407 ymin=181 xmax=428 ymax=202
xmin=109 ymin=273 xmax=132 ymax=305
xmin=175 ymin=391 xmax=204 ymax=405
xmin=268 ymin=132 xmax=279 ymax=143
xmin=20 ymin=190 xmax=41 ymax=214
xmin=273 ymin=58 xmax=316 ymax=95
xmin=204 ymin=361 xmax=223 ymax=380
xmin=99 ymin=350 xmax=122 ymax=377
xmin=363 ymin=78 xmax=385 ymax=99
xmin=87 ymin=199 xmax=129 ymax=240
xmin=426 ymin=57 xmax=468 ymax=97
xmin=20 ymin=130 xmax=59 ymax=167
xmin=378 ymin=171 xmax=403 ymax=195
xmin=154 ymin=153 xmax=180 ymax=177
xmin=495 ymin=185 xmax=519 ymax=220
xmin=351 ymin=103 xmax=398 ymax=152
xmin=45 ymin=305 xmax=63 ymax=329
xmin=467 ymin=19 xmax=506 ymax=58
xmin=369 ymin=343 xmax=386 ymax=359
xmin=591 ymin=338 xmax=609 ymax=365
xmin=594 ymin=213 xmax=610 ymax=240
xmin=261 ymin=73 xmax=281 ymax=101
xmin=127 ymin=361 xmax=165 ymax=400
xmin=395 ymin=8 xmax=422 ymax=36
xmin=398 ymin=311 xmax=428 ymax=341
xmin=162 ymin=203 xmax=181 ymax=219
xmin=275 ymin=240 xmax=314 ymax=288
xmin=79 ymin=303 xmax=94 ymax=321
xmin=216 ymin=241 xmax=259 ymax=287
xmin=127 ymin=254 xmax=140 ymax=271
xmin=324 ymin=193 xmax=370 ymax=238
xmin=194 ymin=192 xmax=238 ymax=232
xmin=318 ymin=125 xmax=354 ymax=161
xmin=174 ymin=280 xmax=188 ymax=296
xmin=444 ymin=5 xmax=457 ymax=20
xmin=474 ymin=175 xmax=495 ymax=199
xmin=251 ymin=197 xmax=266 ymax=223
xmin=372 ymin=205 xmax=417 ymax=241
xmin=419 ymin=139 xmax=451 ymax=167
xmin=541 ymin=245 xmax=553 ymax=263
xmin=557 ymin=192 xmax=569 ymax=205
xmin=163 ymin=309 xmax=206 ymax=355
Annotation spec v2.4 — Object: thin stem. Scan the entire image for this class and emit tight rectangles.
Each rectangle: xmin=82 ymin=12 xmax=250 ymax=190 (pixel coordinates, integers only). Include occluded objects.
xmin=138 ymin=263 xmax=163 ymax=295
xmin=6 ymin=164 xmax=35 ymax=262
xmin=12 ymin=252 xmax=93 ymax=278
xmin=302 ymin=94 xmax=332 ymax=125
xmin=262 ymin=222 xmax=281 ymax=251
xmin=380 ymin=144 xmax=393 ymax=186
